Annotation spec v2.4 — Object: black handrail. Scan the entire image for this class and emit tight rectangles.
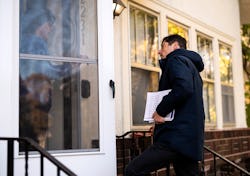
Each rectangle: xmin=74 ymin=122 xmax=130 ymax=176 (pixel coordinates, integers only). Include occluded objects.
xmin=0 ymin=137 xmax=77 ymax=176
xmin=116 ymin=131 xmax=250 ymax=176
xmin=204 ymin=145 xmax=250 ymax=176
xmin=116 ymin=130 xmax=168 ymax=175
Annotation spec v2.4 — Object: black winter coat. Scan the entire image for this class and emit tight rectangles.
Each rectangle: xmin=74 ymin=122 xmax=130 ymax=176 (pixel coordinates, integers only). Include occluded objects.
xmin=154 ymin=49 xmax=205 ymax=161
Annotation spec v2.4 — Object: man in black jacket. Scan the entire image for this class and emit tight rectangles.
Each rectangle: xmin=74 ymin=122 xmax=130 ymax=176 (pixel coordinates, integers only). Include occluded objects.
xmin=125 ymin=34 xmax=205 ymax=176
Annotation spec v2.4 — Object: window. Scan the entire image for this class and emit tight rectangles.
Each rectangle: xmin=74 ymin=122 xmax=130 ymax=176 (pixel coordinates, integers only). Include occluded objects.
xmin=219 ymin=44 xmax=233 ymax=84
xmin=130 ymin=6 xmax=159 ymax=125
xmin=202 ymin=82 xmax=216 ymax=123
xmin=168 ymin=20 xmax=189 ymax=47
xmin=197 ymin=34 xmax=216 ymax=124
xmin=219 ymin=43 xmax=235 ymax=124
xmin=19 ymin=0 xmax=99 ymax=151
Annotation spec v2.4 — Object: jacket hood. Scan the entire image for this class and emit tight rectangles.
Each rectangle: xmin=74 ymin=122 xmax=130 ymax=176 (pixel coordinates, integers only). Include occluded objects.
xmin=167 ymin=49 xmax=204 ymax=72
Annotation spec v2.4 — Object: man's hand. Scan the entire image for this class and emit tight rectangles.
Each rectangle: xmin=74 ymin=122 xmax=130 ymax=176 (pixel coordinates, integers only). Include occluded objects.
xmin=153 ymin=111 xmax=165 ymax=124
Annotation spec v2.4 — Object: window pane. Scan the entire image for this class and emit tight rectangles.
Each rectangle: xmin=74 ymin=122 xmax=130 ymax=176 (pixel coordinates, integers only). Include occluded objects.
xmin=136 ymin=10 xmax=146 ymax=64
xmin=219 ymin=44 xmax=233 ymax=83
xmin=168 ymin=20 xmax=189 ymax=46
xmin=197 ymin=35 xmax=214 ymax=79
xmin=129 ymin=6 xmax=159 ymax=126
xmin=20 ymin=0 xmax=77 ymax=57
xmin=203 ymin=82 xmax=216 ymax=123
xmin=19 ymin=0 xmax=99 ymax=152
xmin=219 ymin=43 xmax=234 ymax=124
xmin=130 ymin=8 xmax=136 ymax=63
xmin=20 ymin=0 xmax=97 ymax=59
xmin=131 ymin=68 xmax=159 ymax=125
xmin=197 ymin=35 xmax=216 ymax=125
xmin=20 ymin=60 xmax=99 ymax=151
xmin=146 ymin=15 xmax=158 ymax=67
xmin=130 ymin=7 xmax=159 ymax=67
xmin=221 ymin=85 xmax=235 ymax=123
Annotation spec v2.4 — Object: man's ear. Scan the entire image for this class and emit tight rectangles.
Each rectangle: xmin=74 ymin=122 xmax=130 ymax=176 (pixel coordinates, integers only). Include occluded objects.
xmin=173 ymin=41 xmax=180 ymax=49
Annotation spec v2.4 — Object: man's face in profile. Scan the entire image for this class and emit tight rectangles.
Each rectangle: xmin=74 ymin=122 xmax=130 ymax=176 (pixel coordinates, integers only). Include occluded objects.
xmin=36 ymin=22 xmax=53 ymax=41
xmin=158 ymin=41 xmax=177 ymax=59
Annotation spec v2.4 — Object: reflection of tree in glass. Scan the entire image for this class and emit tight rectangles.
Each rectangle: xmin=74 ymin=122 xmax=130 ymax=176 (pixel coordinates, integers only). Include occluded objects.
xmin=219 ymin=46 xmax=232 ymax=83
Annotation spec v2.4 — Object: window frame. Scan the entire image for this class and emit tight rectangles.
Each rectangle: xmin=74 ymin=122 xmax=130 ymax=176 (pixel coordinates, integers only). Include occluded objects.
xmin=128 ymin=3 xmax=161 ymax=129
xmin=196 ymin=32 xmax=217 ymax=125
xmin=218 ymin=42 xmax=235 ymax=125
xmin=167 ymin=19 xmax=190 ymax=48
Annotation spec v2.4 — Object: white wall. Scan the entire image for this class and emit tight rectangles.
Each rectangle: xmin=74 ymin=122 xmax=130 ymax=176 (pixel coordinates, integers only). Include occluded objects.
xmin=160 ymin=0 xmax=241 ymax=39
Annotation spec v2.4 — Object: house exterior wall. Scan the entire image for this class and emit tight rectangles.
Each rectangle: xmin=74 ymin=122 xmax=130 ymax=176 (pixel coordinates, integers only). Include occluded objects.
xmin=0 ymin=0 xmax=247 ymax=175
xmin=114 ymin=0 xmax=246 ymax=135
xmin=160 ymin=0 xmax=241 ymax=38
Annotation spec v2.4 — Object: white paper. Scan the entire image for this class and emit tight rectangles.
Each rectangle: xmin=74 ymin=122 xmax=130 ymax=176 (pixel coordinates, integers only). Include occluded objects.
xmin=143 ymin=90 xmax=175 ymax=123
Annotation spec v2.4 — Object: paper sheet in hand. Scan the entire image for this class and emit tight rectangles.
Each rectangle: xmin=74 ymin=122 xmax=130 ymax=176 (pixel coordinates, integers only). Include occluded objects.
xmin=143 ymin=90 xmax=175 ymax=123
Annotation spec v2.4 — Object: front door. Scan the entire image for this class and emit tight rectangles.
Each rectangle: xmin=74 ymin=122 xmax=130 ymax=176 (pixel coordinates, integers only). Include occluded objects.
xmin=18 ymin=0 xmax=116 ymax=175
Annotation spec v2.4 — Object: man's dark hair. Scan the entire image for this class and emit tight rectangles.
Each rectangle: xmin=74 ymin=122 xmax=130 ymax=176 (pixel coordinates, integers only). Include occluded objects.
xmin=162 ymin=34 xmax=187 ymax=49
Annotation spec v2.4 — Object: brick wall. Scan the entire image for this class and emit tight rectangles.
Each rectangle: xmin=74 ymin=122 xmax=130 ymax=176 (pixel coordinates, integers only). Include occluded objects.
xmin=116 ymin=128 xmax=250 ymax=176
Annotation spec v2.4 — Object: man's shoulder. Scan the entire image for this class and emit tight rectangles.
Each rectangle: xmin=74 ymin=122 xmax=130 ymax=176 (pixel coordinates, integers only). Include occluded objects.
xmin=167 ymin=54 xmax=187 ymax=65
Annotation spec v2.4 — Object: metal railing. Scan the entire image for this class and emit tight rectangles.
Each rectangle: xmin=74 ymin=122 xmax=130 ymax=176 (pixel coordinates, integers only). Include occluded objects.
xmin=204 ymin=146 xmax=250 ymax=176
xmin=116 ymin=131 xmax=250 ymax=176
xmin=0 ymin=137 xmax=77 ymax=176
xmin=116 ymin=130 xmax=165 ymax=175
